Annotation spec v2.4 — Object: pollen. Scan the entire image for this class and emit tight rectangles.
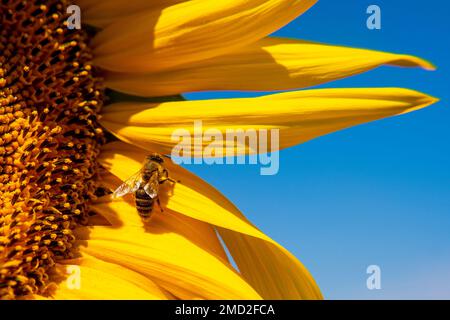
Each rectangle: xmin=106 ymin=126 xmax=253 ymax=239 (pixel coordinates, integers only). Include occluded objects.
xmin=0 ymin=0 xmax=104 ymax=299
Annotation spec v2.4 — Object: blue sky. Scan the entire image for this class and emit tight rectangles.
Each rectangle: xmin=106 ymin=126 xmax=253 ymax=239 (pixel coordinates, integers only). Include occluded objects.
xmin=184 ymin=1 xmax=450 ymax=299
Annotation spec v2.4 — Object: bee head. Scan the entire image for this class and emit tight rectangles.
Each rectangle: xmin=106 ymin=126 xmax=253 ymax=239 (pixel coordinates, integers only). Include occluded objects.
xmin=146 ymin=153 xmax=164 ymax=163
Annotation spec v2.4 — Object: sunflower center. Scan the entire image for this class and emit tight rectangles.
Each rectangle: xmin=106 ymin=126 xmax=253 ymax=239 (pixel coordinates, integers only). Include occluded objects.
xmin=0 ymin=0 xmax=104 ymax=299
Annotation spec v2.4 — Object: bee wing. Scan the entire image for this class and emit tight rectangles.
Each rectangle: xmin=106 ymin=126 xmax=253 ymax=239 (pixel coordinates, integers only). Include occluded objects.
xmin=113 ymin=170 xmax=142 ymax=198
xmin=143 ymin=173 xmax=159 ymax=199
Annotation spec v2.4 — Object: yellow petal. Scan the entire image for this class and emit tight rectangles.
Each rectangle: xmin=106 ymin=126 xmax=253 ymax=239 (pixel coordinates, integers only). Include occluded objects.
xmin=100 ymin=88 xmax=438 ymax=155
xmin=76 ymin=0 xmax=187 ymax=28
xmin=99 ymin=141 xmax=322 ymax=299
xmin=105 ymin=38 xmax=435 ymax=97
xmin=93 ymin=0 xmax=317 ymax=72
xmin=99 ymin=142 xmax=274 ymax=244
xmin=76 ymin=202 xmax=261 ymax=300
xmin=217 ymin=228 xmax=321 ymax=299
xmin=90 ymin=193 xmax=230 ymax=264
xmin=51 ymin=254 xmax=171 ymax=300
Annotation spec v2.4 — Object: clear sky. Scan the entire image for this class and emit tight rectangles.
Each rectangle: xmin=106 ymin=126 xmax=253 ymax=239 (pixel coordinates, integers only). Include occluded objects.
xmin=183 ymin=1 xmax=450 ymax=299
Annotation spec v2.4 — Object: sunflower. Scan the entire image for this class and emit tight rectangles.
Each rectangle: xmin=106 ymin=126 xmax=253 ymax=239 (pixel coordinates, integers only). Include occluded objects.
xmin=0 ymin=0 xmax=437 ymax=300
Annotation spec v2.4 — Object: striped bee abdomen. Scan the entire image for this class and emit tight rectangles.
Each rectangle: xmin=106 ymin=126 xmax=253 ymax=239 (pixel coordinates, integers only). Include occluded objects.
xmin=135 ymin=188 xmax=154 ymax=218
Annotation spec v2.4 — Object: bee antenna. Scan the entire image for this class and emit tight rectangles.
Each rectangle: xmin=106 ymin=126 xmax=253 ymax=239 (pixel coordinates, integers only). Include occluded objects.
xmin=162 ymin=154 xmax=172 ymax=159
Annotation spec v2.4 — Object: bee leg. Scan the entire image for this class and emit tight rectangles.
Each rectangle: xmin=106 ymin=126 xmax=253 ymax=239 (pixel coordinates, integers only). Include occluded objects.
xmin=156 ymin=197 xmax=164 ymax=212
xmin=159 ymin=177 xmax=180 ymax=184
xmin=161 ymin=169 xmax=181 ymax=184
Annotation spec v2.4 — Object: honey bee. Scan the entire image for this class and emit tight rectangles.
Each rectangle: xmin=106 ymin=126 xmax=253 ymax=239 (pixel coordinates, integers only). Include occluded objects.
xmin=113 ymin=153 xmax=177 ymax=220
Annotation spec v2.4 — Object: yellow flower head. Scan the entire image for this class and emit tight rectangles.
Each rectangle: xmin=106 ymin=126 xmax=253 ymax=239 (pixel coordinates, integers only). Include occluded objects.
xmin=0 ymin=0 xmax=437 ymax=300
xmin=0 ymin=1 xmax=104 ymax=298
